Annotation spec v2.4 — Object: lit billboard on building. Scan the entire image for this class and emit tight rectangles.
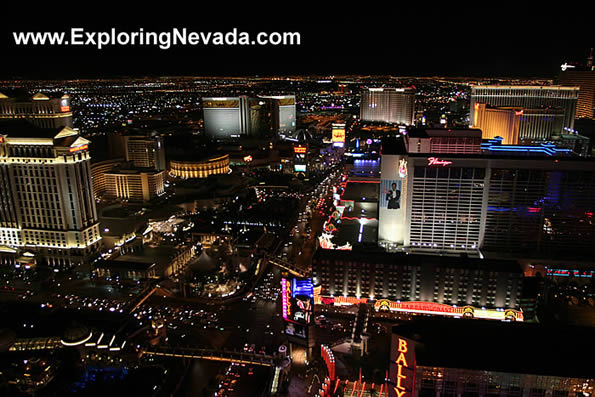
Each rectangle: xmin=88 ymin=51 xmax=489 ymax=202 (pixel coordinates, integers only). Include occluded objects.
xmin=315 ymin=296 xmax=524 ymax=321
xmin=281 ymin=277 xmax=315 ymax=340
xmin=332 ymin=123 xmax=346 ymax=147
xmin=379 ymin=154 xmax=409 ymax=246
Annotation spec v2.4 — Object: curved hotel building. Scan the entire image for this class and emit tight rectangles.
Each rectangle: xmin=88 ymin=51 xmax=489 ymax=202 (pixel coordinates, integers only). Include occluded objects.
xmin=169 ymin=153 xmax=230 ymax=179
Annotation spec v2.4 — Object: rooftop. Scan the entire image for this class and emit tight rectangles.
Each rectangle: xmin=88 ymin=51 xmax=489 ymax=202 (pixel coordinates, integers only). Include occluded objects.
xmin=393 ymin=318 xmax=595 ymax=378
xmin=0 ymin=89 xmax=68 ymax=102
xmin=407 ymin=128 xmax=483 ymax=138
xmin=0 ymin=120 xmax=67 ymax=139
xmin=313 ymin=249 xmax=523 ymax=274
xmin=472 ymin=85 xmax=580 ymax=91
xmin=341 ymin=181 xmax=380 ymax=201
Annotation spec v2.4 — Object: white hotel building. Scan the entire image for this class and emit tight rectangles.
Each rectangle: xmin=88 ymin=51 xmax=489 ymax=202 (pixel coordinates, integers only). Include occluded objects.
xmin=0 ymin=122 xmax=102 ymax=270
xmin=378 ymin=131 xmax=595 ymax=259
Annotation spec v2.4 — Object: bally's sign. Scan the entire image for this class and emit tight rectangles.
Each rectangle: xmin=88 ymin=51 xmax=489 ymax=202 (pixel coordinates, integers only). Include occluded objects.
xmin=389 ymin=335 xmax=416 ymax=397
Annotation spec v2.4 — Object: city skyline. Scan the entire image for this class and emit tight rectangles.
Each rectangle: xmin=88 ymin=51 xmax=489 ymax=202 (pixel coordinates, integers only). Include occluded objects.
xmin=1 ymin=9 xmax=594 ymax=397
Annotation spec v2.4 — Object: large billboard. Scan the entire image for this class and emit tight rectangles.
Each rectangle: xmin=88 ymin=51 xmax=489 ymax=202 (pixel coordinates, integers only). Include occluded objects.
xmin=282 ymin=278 xmax=314 ymax=324
xmin=332 ymin=123 xmax=346 ymax=147
xmin=379 ymin=154 xmax=408 ymax=245
xmin=381 ymin=180 xmax=402 ymax=210
xmin=281 ymin=277 xmax=315 ymax=342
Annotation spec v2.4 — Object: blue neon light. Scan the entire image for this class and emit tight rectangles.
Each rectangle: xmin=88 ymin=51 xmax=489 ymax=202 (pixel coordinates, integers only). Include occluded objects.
xmin=291 ymin=278 xmax=314 ymax=298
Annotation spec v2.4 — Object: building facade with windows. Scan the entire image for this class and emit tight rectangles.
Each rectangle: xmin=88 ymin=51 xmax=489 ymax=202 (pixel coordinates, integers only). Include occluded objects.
xmin=203 ymin=95 xmax=296 ymax=140
xmin=312 ymin=250 xmax=524 ymax=319
xmin=469 ymin=86 xmax=579 ymax=134
xmin=472 ymin=103 xmax=566 ymax=143
xmin=0 ymin=122 xmax=101 ymax=270
xmin=377 ymin=136 xmax=595 ymax=259
xmin=557 ymin=69 xmax=595 ymax=120
xmin=0 ymin=92 xmax=73 ymax=129
xmin=169 ymin=153 xmax=230 ymax=179
xmin=123 ymin=134 xmax=166 ymax=170
xmin=360 ymin=87 xmax=416 ymax=125
xmin=104 ymin=168 xmax=165 ymax=202
xmin=90 ymin=158 xmax=124 ymax=198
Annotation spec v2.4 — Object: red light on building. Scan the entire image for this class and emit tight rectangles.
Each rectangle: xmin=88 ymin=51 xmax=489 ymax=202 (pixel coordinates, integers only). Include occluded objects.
xmin=0 ymin=136 xmax=4 ymax=143
xmin=61 ymin=105 xmax=71 ymax=112
xmin=69 ymin=144 xmax=88 ymax=153
xmin=321 ymin=344 xmax=336 ymax=380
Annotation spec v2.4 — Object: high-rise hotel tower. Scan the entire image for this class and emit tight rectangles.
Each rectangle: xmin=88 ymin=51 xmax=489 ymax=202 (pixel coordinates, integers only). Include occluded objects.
xmin=557 ymin=51 xmax=595 ymax=120
xmin=360 ymin=87 xmax=416 ymax=125
xmin=0 ymin=91 xmax=73 ymax=129
xmin=470 ymin=86 xmax=579 ymax=138
xmin=0 ymin=121 xmax=101 ymax=270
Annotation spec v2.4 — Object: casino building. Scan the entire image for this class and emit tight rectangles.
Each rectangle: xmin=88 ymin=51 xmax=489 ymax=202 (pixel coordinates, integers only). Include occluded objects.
xmin=390 ymin=319 xmax=594 ymax=397
xmin=472 ymin=103 xmax=566 ymax=144
xmin=0 ymin=91 xmax=73 ymax=129
xmin=312 ymin=249 xmax=525 ymax=321
xmin=0 ymin=121 xmax=102 ymax=270
xmin=469 ymin=85 xmax=579 ymax=133
xmin=169 ymin=153 xmax=230 ymax=179
xmin=90 ymin=158 xmax=124 ymax=199
xmin=377 ymin=133 xmax=595 ymax=259
xmin=360 ymin=88 xmax=416 ymax=125
xmin=122 ymin=134 xmax=166 ymax=171
xmin=202 ymin=95 xmax=296 ymax=140
xmin=104 ymin=167 xmax=166 ymax=203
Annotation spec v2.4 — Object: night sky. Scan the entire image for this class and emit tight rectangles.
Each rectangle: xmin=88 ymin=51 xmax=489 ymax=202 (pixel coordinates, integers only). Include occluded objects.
xmin=0 ymin=6 xmax=592 ymax=79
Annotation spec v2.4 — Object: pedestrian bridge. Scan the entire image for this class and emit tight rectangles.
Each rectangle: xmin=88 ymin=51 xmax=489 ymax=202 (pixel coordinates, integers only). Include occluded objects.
xmin=140 ymin=346 xmax=276 ymax=367
xmin=265 ymin=255 xmax=309 ymax=278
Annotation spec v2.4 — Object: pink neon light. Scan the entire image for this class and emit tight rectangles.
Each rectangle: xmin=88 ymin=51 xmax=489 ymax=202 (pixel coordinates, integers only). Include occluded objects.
xmin=427 ymin=157 xmax=453 ymax=167
xmin=281 ymin=278 xmax=288 ymax=320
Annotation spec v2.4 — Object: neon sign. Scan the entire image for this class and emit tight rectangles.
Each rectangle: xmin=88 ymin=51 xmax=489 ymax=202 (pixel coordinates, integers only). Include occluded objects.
xmin=561 ymin=63 xmax=576 ymax=71
xmin=389 ymin=335 xmax=415 ymax=397
xmin=281 ymin=278 xmax=290 ymax=320
xmin=294 ymin=146 xmax=307 ymax=154
xmin=69 ymin=144 xmax=88 ymax=153
xmin=61 ymin=105 xmax=71 ymax=112
xmin=399 ymin=159 xmax=407 ymax=178
xmin=427 ymin=157 xmax=452 ymax=167
xmin=319 ymin=298 xmax=524 ymax=321
xmin=321 ymin=344 xmax=336 ymax=381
